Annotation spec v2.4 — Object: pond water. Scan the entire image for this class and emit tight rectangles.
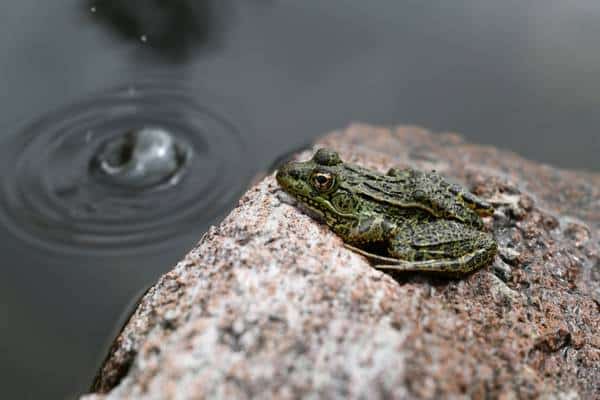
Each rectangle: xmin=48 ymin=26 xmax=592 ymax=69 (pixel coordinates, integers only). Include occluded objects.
xmin=0 ymin=1 xmax=598 ymax=398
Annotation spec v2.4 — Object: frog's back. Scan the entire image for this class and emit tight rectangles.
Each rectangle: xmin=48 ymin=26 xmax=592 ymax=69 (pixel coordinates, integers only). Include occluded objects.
xmin=339 ymin=162 xmax=490 ymax=227
xmin=340 ymin=163 xmax=430 ymax=207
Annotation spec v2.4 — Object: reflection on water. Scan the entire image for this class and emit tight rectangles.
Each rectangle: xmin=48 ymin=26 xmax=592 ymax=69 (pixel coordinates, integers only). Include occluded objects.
xmin=88 ymin=0 xmax=229 ymax=60
xmin=0 ymin=81 xmax=251 ymax=253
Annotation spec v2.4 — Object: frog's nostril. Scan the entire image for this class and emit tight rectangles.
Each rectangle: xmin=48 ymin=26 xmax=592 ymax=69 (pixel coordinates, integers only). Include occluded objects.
xmin=276 ymin=164 xmax=293 ymax=182
xmin=276 ymin=163 xmax=305 ymax=185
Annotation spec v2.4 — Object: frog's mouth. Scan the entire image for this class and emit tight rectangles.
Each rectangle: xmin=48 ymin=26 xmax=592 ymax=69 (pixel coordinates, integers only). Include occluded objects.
xmin=284 ymin=192 xmax=328 ymax=222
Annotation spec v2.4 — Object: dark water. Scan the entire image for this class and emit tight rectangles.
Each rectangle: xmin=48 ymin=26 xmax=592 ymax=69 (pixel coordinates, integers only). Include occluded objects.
xmin=0 ymin=1 xmax=599 ymax=398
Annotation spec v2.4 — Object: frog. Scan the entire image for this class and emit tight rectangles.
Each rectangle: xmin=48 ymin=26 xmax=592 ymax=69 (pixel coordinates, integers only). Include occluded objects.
xmin=275 ymin=148 xmax=497 ymax=276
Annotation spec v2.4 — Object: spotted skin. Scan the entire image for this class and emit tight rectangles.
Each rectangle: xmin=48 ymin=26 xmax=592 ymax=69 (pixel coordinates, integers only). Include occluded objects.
xmin=276 ymin=148 xmax=497 ymax=276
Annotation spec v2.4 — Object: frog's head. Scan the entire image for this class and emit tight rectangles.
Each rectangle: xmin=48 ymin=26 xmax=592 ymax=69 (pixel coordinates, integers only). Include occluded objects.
xmin=276 ymin=148 xmax=359 ymax=223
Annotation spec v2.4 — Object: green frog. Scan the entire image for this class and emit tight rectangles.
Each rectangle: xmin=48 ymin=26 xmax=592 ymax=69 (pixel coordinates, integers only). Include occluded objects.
xmin=276 ymin=148 xmax=497 ymax=276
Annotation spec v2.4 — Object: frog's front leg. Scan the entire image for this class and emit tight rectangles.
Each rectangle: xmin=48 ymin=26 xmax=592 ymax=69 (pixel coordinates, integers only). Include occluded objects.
xmin=354 ymin=219 xmax=497 ymax=276
xmin=334 ymin=215 xmax=394 ymax=246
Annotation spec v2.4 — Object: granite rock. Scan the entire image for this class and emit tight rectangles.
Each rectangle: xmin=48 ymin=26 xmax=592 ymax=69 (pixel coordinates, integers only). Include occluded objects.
xmin=85 ymin=124 xmax=599 ymax=399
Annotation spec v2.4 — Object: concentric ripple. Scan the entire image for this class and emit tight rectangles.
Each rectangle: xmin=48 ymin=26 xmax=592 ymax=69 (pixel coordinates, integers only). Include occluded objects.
xmin=0 ymin=82 xmax=251 ymax=253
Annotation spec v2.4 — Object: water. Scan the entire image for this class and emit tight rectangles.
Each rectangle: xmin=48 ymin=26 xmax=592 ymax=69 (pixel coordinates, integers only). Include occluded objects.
xmin=0 ymin=1 xmax=599 ymax=399
xmin=0 ymin=81 xmax=249 ymax=253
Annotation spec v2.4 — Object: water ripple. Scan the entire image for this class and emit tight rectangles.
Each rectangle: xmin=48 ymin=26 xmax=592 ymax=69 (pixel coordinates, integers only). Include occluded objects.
xmin=0 ymin=81 xmax=251 ymax=253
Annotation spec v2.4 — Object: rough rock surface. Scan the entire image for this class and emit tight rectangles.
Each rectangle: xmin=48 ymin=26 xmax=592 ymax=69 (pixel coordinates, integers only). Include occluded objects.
xmin=85 ymin=124 xmax=599 ymax=399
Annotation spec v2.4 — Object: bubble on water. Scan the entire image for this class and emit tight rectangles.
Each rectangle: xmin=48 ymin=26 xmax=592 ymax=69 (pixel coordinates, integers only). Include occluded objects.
xmin=90 ymin=6 xmax=96 ymax=13
xmin=140 ymin=35 xmax=148 ymax=43
xmin=92 ymin=126 xmax=191 ymax=189
xmin=0 ymin=81 xmax=252 ymax=254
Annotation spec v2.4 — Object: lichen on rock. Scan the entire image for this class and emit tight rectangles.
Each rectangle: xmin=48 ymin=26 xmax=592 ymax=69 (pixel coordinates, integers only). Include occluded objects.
xmin=84 ymin=124 xmax=599 ymax=400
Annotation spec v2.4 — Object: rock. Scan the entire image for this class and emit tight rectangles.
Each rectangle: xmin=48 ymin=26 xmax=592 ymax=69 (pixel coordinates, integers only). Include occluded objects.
xmin=84 ymin=124 xmax=600 ymax=399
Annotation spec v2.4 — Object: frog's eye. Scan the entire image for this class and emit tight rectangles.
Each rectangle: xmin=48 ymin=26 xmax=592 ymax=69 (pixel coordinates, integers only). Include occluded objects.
xmin=311 ymin=171 xmax=335 ymax=192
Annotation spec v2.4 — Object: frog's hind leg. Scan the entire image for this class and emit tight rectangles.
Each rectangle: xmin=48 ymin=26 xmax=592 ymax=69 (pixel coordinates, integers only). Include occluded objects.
xmin=379 ymin=221 xmax=497 ymax=276
xmin=375 ymin=245 xmax=496 ymax=277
